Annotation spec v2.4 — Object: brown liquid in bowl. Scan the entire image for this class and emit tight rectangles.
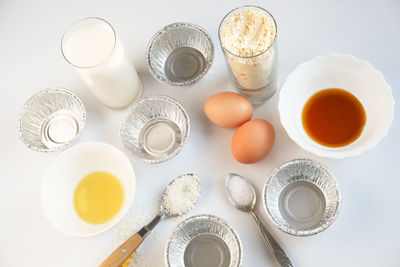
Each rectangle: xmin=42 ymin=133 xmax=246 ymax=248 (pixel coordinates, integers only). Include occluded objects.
xmin=302 ymin=88 xmax=366 ymax=147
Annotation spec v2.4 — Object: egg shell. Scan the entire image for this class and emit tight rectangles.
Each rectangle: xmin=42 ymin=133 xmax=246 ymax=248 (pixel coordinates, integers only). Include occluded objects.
xmin=231 ymin=119 xmax=275 ymax=164
xmin=204 ymin=92 xmax=253 ymax=128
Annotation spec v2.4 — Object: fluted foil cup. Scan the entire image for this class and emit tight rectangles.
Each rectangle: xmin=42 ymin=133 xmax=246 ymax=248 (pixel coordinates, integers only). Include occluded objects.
xmin=165 ymin=214 xmax=242 ymax=267
xmin=120 ymin=95 xmax=190 ymax=164
xmin=17 ymin=88 xmax=86 ymax=152
xmin=146 ymin=22 xmax=214 ymax=86
xmin=263 ymin=159 xmax=341 ymax=236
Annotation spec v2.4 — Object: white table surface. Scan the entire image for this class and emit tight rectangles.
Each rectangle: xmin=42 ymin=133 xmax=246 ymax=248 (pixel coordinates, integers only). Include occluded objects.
xmin=1 ymin=0 xmax=400 ymax=266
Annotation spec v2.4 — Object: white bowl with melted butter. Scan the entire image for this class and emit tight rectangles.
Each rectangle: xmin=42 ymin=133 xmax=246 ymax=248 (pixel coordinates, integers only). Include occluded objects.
xmin=41 ymin=142 xmax=135 ymax=237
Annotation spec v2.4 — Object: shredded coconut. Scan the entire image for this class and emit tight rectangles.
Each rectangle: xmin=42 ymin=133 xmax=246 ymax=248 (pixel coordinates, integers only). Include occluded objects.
xmin=220 ymin=9 xmax=277 ymax=94
xmin=161 ymin=174 xmax=201 ymax=216
xmin=227 ymin=175 xmax=254 ymax=207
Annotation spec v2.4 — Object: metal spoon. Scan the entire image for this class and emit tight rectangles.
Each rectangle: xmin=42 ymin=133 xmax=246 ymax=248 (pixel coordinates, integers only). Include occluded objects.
xmin=226 ymin=173 xmax=293 ymax=267
xmin=100 ymin=173 xmax=201 ymax=267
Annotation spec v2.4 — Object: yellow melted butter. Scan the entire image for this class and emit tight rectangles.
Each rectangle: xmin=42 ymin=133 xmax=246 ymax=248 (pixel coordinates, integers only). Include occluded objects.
xmin=73 ymin=171 xmax=124 ymax=224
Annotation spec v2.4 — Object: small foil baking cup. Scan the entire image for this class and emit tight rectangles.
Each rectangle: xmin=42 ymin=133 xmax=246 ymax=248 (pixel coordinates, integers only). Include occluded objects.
xmin=146 ymin=22 xmax=214 ymax=86
xmin=120 ymin=95 xmax=190 ymax=164
xmin=165 ymin=214 xmax=242 ymax=267
xmin=17 ymin=88 xmax=86 ymax=152
xmin=263 ymin=159 xmax=341 ymax=236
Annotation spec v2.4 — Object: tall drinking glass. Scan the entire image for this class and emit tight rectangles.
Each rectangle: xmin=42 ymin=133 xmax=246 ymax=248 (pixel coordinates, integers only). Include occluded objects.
xmin=62 ymin=17 xmax=142 ymax=109
xmin=219 ymin=6 xmax=278 ymax=105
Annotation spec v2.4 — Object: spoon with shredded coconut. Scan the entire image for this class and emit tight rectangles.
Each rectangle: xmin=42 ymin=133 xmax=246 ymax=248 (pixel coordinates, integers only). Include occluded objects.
xmin=226 ymin=173 xmax=293 ymax=267
xmin=100 ymin=174 xmax=201 ymax=267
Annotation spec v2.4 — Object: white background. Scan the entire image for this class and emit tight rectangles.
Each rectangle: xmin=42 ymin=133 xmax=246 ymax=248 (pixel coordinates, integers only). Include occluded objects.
xmin=1 ymin=0 xmax=399 ymax=266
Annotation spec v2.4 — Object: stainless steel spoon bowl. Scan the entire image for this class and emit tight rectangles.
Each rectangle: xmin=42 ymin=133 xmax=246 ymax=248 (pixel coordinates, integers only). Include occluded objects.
xmin=100 ymin=174 xmax=201 ymax=267
xmin=226 ymin=173 xmax=293 ymax=267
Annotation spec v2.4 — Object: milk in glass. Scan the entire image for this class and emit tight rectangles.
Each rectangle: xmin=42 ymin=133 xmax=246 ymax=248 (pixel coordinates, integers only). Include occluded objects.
xmin=62 ymin=18 xmax=142 ymax=108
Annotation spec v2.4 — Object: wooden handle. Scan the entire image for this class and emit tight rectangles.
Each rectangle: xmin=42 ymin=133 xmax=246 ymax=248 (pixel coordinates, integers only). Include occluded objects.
xmin=99 ymin=232 xmax=143 ymax=267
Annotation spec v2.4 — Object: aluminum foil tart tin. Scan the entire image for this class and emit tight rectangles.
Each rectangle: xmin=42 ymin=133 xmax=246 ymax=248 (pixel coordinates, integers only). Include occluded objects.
xmin=165 ymin=214 xmax=242 ymax=267
xmin=263 ymin=159 xmax=341 ymax=236
xmin=17 ymin=88 xmax=86 ymax=152
xmin=120 ymin=95 xmax=190 ymax=164
xmin=146 ymin=22 xmax=214 ymax=86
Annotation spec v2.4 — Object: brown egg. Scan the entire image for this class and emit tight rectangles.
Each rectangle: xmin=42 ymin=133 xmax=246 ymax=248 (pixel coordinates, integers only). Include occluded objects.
xmin=204 ymin=92 xmax=253 ymax=128
xmin=231 ymin=119 xmax=275 ymax=164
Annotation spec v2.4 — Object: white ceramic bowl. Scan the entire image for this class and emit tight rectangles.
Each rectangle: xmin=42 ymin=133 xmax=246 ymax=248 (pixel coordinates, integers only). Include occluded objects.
xmin=279 ymin=54 xmax=395 ymax=158
xmin=42 ymin=142 xmax=135 ymax=237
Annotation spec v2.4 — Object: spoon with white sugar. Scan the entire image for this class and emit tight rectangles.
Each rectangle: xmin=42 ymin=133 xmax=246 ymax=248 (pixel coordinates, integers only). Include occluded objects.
xmin=100 ymin=173 xmax=201 ymax=267
xmin=226 ymin=173 xmax=293 ymax=267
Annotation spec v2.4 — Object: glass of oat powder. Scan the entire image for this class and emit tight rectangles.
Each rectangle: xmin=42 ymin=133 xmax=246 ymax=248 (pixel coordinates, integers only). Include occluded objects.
xmin=218 ymin=6 xmax=278 ymax=105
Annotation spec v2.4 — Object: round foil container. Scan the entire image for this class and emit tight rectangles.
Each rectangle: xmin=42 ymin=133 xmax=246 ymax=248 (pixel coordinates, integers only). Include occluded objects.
xmin=263 ymin=159 xmax=341 ymax=236
xmin=146 ymin=22 xmax=214 ymax=86
xmin=165 ymin=214 xmax=242 ymax=267
xmin=120 ymin=95 xmax=190 ymax=164
xmin=17 ymin=88 xmax=86 ymax=152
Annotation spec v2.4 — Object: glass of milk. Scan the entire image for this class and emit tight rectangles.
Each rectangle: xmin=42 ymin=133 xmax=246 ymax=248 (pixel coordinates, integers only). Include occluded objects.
xmin=61 ymin=17 xmax=142 ymax=109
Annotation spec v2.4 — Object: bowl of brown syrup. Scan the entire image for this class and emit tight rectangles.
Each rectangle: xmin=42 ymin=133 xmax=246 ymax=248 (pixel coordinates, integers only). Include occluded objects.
xmin=279 ymin=54 xmax=394 ymax=158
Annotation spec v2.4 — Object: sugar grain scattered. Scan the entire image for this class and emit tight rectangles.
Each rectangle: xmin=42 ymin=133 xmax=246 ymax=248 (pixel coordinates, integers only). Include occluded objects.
xmin=111 ymin=205 xmax=158 ymax=267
